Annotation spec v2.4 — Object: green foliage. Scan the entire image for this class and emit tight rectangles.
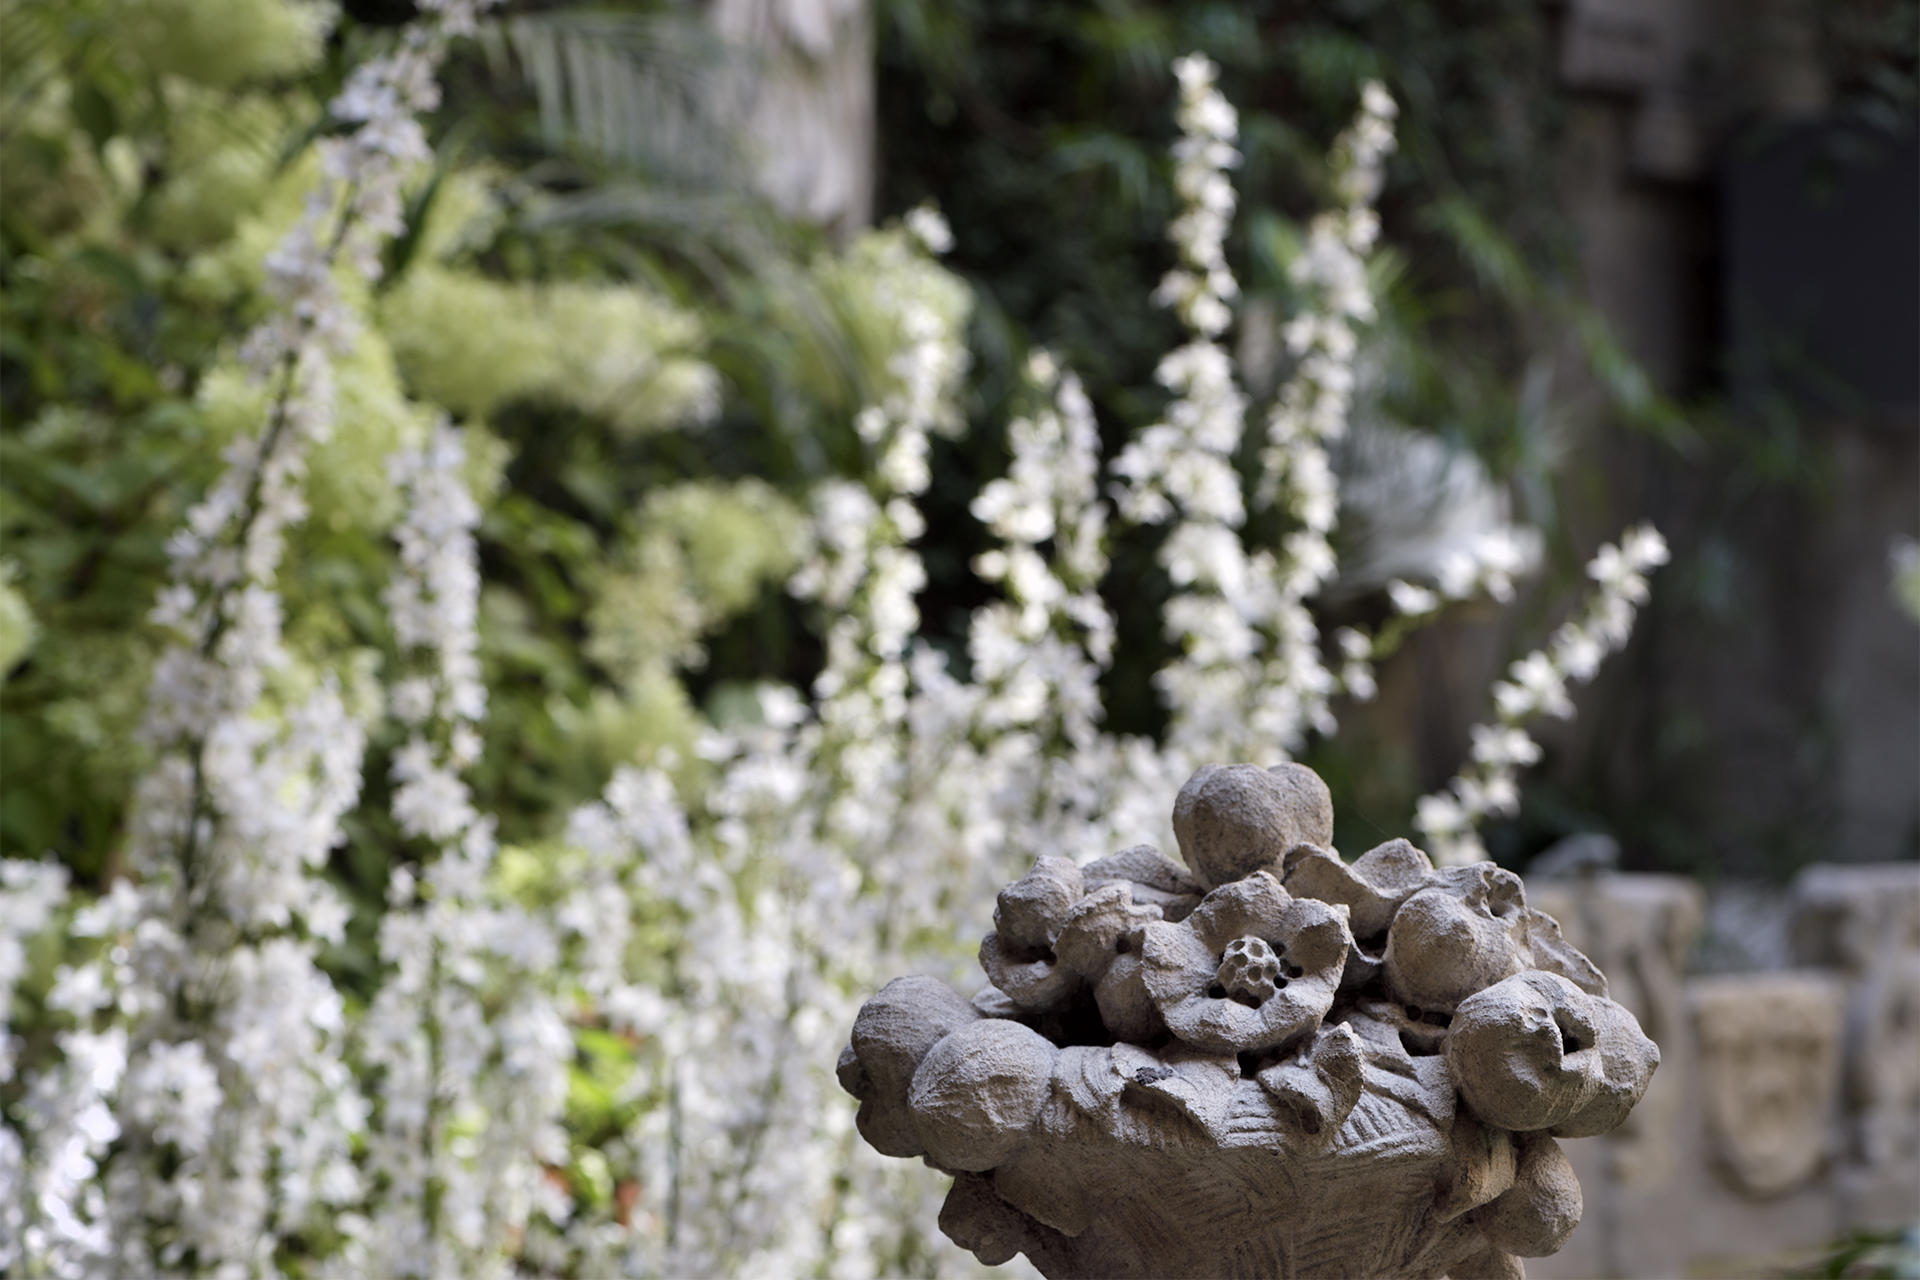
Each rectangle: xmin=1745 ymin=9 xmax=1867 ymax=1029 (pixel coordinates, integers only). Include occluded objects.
xmin=0 ymin=565 xmax=35 ymax=679
xmin=0 ymin=0 xmax=962 ymax=903
xmin=378 ymin=265 xmax=719 ymax=432
xmin=1790 ymin=1224 xmax=1920 ymax=1280
xmin=130 ymin=0 xmax=335 ymax=88
xmin=587 ymin=479 xmax=805 ymax=682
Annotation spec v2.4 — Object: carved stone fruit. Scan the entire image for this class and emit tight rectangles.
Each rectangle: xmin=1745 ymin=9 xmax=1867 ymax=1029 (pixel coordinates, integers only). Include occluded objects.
xmin=839 ymin=763 xmax=1659 ymax=1279
xmin=1172 ymin=763 xmax=1334 ymax=889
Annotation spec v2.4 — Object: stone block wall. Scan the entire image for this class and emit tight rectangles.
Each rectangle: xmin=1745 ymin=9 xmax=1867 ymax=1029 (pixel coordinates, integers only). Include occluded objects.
xmin=1527 ymin=863 xmax=1920 ymax=1277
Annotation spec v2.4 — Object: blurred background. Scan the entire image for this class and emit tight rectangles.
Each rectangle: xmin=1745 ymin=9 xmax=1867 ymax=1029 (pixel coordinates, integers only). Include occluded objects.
xmin=2 ymin=0 xmax=1915 ymax=1275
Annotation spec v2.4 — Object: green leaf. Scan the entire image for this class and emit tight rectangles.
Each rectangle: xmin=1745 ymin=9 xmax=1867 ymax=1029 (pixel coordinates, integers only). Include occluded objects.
xmin=69 ymin=78 xmax=117 ymax=149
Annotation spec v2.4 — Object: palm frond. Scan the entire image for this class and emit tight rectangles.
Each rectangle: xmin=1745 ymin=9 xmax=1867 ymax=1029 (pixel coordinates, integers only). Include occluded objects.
xmin=478 ymin=8 xmax=748 ymax=185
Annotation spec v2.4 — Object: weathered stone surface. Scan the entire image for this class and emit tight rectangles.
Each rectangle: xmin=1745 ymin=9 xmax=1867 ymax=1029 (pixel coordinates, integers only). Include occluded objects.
xmin=980 ymin=858 xmax=1087 ymax=1012
xmin=1385 ymin=876 xmax=1528 ymax=1012
xmin=1791 ymin=863 xmax=1920 ymax=1168
xmin=1527 ymin=871 xmax=1701 ymax=1188
xmin=1173 ymin=763 xmax=1334 ymax=889
xmin=1083 ymin=843 xmax=1204 ymax=921
xmin=1692 ymin=972 xmax=1844 ymax=1197
xmin=1283 ymin=837 xmax=1432 ymax=942
xmin=1447 ymin=970 xmax=1658 ymax=1135
xmin=1526 ymin=866 xmax=1920 ymax=1280
xmin=1472 ymin=1131 xmax=1583 ymax=1257
xmin=840 ymin=764 xmax=1659 ymax=1278
xmin=844 ymin=976 xmax=983 ymax=1157
xmin=1140 ymin=872 xmax=1351 ymax=1055
xmin=909 ymin=1018 xmax=1058 ymax=1172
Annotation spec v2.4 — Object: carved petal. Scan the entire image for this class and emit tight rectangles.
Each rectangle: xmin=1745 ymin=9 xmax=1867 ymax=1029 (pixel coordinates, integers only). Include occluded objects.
xmin=1256 ymin=1022 xmax=1366 ymax=1147
xmin=980 ymin=930 xmax=1081 ymax=1012
xmin=1093 ymin=952 xmax=1164 ymax=1043
xmin=1520 ymin=908 xmax=1608 ymax=998
xmin=1185 ymin=871 xmax=1295 ymax=952
xmin=1082 ymin=843 xmax=1203 ymax=921
xmin=1053 ymin=882 xmax=1161 ymax=982
xmin=1142 ymin=879 xmax=1352 ymax=1054
xmin=1281 ymin=837 xmax=1434 ymax=941
xmin=1434 ymin=1107 xmax=1516 ymax=1222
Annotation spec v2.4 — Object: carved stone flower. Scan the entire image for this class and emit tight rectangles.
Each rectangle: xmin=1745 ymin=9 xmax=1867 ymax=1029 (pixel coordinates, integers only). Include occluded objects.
xmin=979 ymin=857 xmax=1085 ymax=1012
xmin=1140 ymin=871 xmax=1353 ymax=1054
xmin=1054 ymin=884 xmax=1165 ymax=1041
xmin=1281 ymin=838 xmax=1434 ymax=942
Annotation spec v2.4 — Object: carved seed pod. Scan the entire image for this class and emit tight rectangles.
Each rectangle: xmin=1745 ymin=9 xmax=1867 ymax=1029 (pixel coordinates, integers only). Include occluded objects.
xmin=1446 ymin=970 xmax=1660 ymax=1133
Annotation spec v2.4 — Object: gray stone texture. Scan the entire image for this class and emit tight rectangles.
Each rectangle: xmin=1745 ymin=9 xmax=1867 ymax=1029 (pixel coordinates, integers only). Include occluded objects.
xmin=1526 ymin=863 xmax=1920 ymax=1279
xmin=840 ymin=765 xmax=1660 ymax=1278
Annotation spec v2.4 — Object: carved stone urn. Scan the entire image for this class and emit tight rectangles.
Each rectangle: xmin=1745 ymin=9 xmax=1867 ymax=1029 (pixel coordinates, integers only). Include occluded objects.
xmin=836 ymin=764 xmax=1660 ymax=1279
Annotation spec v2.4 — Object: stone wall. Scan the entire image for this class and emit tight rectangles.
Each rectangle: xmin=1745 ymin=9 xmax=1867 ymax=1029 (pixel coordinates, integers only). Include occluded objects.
xmin=1550 ymin=0 xmax=1920 ymax=876
xmin=1527 ymin=863 xmax=1920 ymax=1277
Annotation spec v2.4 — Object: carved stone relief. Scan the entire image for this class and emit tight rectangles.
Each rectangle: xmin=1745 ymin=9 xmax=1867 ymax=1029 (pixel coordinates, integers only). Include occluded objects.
xmin=839 ymin=764 xmax=1659 ymax=1279
xmin=1691 ymin=973 xmax=1844 ymax=1198
xmin=1791 ymin=863 xmax=1920 ymax=1168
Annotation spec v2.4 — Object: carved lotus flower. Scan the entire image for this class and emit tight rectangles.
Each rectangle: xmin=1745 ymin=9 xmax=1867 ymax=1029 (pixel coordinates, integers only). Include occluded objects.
xmin=1141 ymin=871 xmax=1353 ymax=1054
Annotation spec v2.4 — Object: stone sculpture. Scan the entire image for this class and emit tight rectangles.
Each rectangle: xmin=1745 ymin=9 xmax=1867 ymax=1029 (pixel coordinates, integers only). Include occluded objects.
xmin=1528 ymin=870 xmax=1703 ymax=1188
xmin=1790 ymin=863 xmax=1920 ymax=1170
xmin=838 ymin=764 xmax=1660 ymax=1279
xmin=1691 ymin=973 xmax=1844 ymax=1198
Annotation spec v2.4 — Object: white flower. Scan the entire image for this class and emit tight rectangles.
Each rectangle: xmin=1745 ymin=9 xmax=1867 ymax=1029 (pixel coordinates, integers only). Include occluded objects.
xmin=1551 ymin=621 xmax=1607 ymax=681
xmin=1620 ymin=523 xmax=1670 ymax=569
xmin=1470 ymin=723 xmax=1541 ymax=769
xmin=1416 ymin=791 xmax=1469 ymax=839
xmin=124 ymin=1041 xmax=223 ymax=1152
xmin=390 ymin=677 xmax=435 ymax=726
xmin=1417 ymin=523 xmax=1666 ymax=861
xmin=903 ymin=204 xmax=954 ymax=255
xmin=1387 ymin=579 xmax=1440 ymax=615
